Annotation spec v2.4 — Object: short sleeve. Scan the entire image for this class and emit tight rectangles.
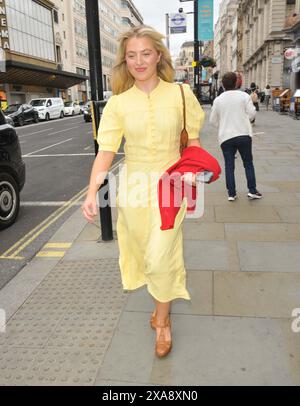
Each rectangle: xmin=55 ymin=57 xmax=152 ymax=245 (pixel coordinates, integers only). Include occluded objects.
xmin=183 ymin=84 xmax=205 ymax=139
xmin=97 ymin=95 xmax=123 ymax=153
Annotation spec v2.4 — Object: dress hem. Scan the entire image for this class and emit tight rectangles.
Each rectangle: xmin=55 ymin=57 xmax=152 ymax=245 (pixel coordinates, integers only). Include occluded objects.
xmin=122 ymin=281 xmax=191 ymax=303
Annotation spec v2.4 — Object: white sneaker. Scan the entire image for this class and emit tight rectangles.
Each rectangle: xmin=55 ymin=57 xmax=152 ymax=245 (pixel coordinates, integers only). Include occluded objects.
xmin=228 ymin=196 xmax=237 ymax=202
xmin=247 ymin=191 xmax=262 ymax=199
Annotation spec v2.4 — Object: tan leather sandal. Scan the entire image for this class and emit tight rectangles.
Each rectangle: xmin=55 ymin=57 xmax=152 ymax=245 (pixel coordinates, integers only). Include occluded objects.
xmin=155 ymin=317 xmax=172 ymax=358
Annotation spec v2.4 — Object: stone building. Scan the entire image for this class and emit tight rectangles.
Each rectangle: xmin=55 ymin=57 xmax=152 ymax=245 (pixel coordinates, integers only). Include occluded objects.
xmin=239 ymin=0 xmax=296 ymax=90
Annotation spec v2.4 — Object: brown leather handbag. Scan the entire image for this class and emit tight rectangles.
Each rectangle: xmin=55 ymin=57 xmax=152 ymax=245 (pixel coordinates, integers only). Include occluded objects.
xmin=179 ymin=84 xmax=189 ymax=156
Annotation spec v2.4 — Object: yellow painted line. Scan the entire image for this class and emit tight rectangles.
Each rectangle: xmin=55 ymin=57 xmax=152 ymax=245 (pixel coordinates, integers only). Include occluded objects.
xmin=36 ymin=251 xmax=66 ymax=258
xmin=0 ymin=158 xmax=124 ymax=259
xmin=44 ymin=243 xmax=72 ymax=249
xmin=0 ymin=256 xmax=25 ymax=261
xmin=0 ymin=186 xmax=88 ymax=259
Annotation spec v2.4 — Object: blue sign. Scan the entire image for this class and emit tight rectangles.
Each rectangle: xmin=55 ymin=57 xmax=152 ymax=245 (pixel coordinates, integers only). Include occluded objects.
xmin=170 ymin=13 xmax=187 ymax=34
xmin=198 ymin=0 xmax=214 ymax=41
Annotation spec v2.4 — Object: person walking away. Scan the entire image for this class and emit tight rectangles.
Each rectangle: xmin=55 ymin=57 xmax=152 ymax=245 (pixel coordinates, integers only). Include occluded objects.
xmin=209 ymin=72 xmax=262 ymax=201
xmin=263 ymin=85 xmax=271 ymax=110
xmin=81 ymin=25 xmax=205 ymax=358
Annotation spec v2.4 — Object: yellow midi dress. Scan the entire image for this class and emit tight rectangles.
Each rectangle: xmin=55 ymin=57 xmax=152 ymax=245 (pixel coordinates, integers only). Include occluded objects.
xmin=97 ymin=78 xmax=205 ymax=303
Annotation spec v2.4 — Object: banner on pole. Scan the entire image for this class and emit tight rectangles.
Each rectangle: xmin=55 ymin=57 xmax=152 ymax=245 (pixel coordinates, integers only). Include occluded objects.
xmin=198 ymin=0 xmax=214 ymax=41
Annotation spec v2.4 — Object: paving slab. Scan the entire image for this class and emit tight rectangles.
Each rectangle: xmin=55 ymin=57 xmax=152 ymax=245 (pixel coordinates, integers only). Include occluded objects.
xmin=182 ymin=222 xmax=225 ymax=240
xmin=98 ymin=312 xmax=298 ymax=386
xmin=63 ymin=240 xmax=119 ymax=260
xmin=276 ymin=206 xmax=300 ymax=223
xmin=215 ymin=205 xmax=281 ymax=223
xmin=214 ymin=271 xmax=300 ymax=318
xmin=125 ymin=271 xmax=213 ymax=316
xmin=238 ymin=241 xmax=300 ymax=272
xmin=184 ymin=240 xmax=229 ymax=270
xmin=225 ymin=223 xmax=300 ymax=241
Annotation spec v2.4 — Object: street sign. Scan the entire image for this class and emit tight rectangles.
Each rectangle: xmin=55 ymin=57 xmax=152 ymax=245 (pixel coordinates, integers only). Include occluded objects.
xmin=170 ymin=13 xmax=187 ymax=34
xmin=198 ymin=0 xmax=214 ymax=41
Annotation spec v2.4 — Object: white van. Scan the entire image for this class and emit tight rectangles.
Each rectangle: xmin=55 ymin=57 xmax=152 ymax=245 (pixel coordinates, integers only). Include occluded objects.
xmin=29 ymin=98 xmax=64 ymax=121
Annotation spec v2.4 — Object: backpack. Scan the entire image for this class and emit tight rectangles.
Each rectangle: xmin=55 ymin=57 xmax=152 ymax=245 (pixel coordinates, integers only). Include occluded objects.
xmin=251 ymin=91 xmax=258 ymax=103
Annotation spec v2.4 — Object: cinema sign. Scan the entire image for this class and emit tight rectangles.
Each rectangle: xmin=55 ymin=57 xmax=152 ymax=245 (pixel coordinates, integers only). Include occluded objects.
xmin=0 ymin=0 xmax=10 ymax=51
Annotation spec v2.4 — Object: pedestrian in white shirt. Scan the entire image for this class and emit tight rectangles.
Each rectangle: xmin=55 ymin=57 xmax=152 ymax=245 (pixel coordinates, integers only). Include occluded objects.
xmin=263 ymin=85 xmax=271 ymax=110
xmin=210 ymin=72 xmax=262 ymax=201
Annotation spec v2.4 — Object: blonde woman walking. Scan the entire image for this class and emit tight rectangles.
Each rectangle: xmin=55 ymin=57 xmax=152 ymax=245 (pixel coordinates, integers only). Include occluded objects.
xmin=82 ymin=26 xmax=205 ymax=357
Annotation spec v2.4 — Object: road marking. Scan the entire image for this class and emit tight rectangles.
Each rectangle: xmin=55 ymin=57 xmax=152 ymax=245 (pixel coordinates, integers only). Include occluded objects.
xmin=23 ymin=153 xmax=95 ymax=158
xmin=84 ymin=146 xmax=92 ymax=150
xmin=253 ymin=132 xmax=265 ymax=136
xmin=21 ymin=202 xmax=73 ymax=207
xmin=22 ymin=138 xmax=73 ymax=157
xmin=48 ymin=126 xmax=78 ymax=136
xmin=36 ymin=251 xmax=66 ymax=258
xmin=0 ymin=186 xmax=88 ymax=259
xmin=22 ymin=152 xmax=124 ymax=158
xmin=0 ymin=158 xmax=124 ymax=259
xmin=15 ymin=115 xmax=83 ymax=131
xmin=44 ymin=243 xmax=72 ymax=249
xmin=0 ymin=256 xmax=25 ymax=260
xmin=18 ymin=129 xmax=54 ymax=138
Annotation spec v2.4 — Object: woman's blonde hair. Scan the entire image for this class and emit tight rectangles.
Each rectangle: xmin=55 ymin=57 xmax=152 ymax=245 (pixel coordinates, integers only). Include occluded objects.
xmin=112 ymin=25 xmax=175 ymax=95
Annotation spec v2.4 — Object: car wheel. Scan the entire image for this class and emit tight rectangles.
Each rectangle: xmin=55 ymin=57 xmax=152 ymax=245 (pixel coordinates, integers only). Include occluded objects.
xmin=34 ymin=115 xmax=39 ymax=123
xmin=72 ymin=110 xmax=75 ymax=116
xmin=45 ymin=113 xmax=50 ymax=121
xmin=60 ymin=111 xmax=64 ymax=119
xmin=18 ymin=117 xmax=24 ymax=126
xmin=0 ymin=173 xmax=20 ymax=230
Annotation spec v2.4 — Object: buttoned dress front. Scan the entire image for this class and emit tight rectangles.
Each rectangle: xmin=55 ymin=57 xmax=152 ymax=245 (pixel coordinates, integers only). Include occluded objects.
xmin=97 ymin=79 xmax=205 ymax=303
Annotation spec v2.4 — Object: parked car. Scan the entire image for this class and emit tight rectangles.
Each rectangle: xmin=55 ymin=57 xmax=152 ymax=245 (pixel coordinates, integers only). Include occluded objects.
xmin=5 ymin=115 xmax=14 ymax=127
xmin=0 ymin=109 xmax=26 ymax=230
xmin=78 ymin=101 xmax=86 ymax=114
xmin=4 ymin=104 xmax=39 ymax=126
xmin=64 ymin=101 xmax=81 ymax=116
xmin=83 ymin=101 xmax=92 ymax=122
xmin=29 ymin=97 xmax=64 ymax=121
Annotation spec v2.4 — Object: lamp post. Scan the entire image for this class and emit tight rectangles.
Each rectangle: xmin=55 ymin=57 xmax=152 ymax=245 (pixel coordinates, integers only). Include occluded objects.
xmin=166 ymin=13 xmax=170 ymax=50
xmin=179 ymin=0 xmax=200 ymax=99
xmin=85 ymin=0 xmax=113 ymax=242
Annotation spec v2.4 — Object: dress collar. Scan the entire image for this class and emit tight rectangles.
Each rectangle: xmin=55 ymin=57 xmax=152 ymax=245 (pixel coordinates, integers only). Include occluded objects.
xmin=133 ymin=77 xmax=163 ymax=97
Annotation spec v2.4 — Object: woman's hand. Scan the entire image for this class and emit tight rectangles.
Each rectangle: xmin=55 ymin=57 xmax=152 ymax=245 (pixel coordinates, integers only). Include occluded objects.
xmin=181 ymin=173 xmax=197 ymax=186
xmin=82 ymin=193 xmax=99 ymax=223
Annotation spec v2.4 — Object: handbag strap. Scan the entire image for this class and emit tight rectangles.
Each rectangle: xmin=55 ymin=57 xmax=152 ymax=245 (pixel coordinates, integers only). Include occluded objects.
xmin=179 ymin=84 xmax=188 ymax=155
xmin=179 ymin=84 xmax=187 ymax=130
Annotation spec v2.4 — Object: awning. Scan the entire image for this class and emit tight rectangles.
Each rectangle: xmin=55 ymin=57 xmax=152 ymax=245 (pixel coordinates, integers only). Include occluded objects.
xmin=0 ymin=60 xmax=89 ymax=89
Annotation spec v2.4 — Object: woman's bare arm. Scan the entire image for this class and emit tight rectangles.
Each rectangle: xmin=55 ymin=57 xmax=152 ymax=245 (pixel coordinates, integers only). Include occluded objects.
xmin=82 ymin=150 xmax=115 ymax=222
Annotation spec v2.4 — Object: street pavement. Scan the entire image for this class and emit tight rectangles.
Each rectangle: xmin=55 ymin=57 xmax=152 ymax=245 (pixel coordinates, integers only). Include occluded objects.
xmin=0 ymin=115 xmax=123 ymax=289
xmin=0 ymin=106 xmax=299 ymax=386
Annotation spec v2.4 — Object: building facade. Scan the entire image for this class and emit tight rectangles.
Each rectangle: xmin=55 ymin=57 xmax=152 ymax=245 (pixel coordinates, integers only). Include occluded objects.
xmin=175 ymin=41 xmax=194 ymax=85
xmin=218 ymin=0 xmax=239 ymax=78
xmin=239 ymin=0 xmax=297 ymax=90
xmin=120 ymin=0 xmax=143 ymax=29
xmin=283 ymin=0 xmax=300 ymax=92
xmin=0 ymin=0 xmax=87 ymax=105
xmin=0 ymin=0 xmax=143 ymax=106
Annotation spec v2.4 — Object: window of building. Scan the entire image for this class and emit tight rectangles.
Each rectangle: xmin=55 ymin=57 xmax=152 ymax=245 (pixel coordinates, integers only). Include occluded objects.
xmin=6 ymin=0 xmax=55 ymax=62
xmin=76 ymin=67 xmax=86 ymax=76
xmin=53 ymin=9 xmax=59 ymax=23
xmin=56 ymin=45 xmax=62 ymax=63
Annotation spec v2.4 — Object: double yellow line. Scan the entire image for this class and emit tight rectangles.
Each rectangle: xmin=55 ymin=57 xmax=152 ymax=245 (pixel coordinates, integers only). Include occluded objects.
xmin=0 ymin=186 xmax=88 ymax=260
xmin=0 ymin=159 xmax=123 ymax=261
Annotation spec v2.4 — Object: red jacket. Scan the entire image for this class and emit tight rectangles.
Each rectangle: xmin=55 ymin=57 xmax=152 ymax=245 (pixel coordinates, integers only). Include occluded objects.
xmin=158 ymin=146 xmax=221 ymax=230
